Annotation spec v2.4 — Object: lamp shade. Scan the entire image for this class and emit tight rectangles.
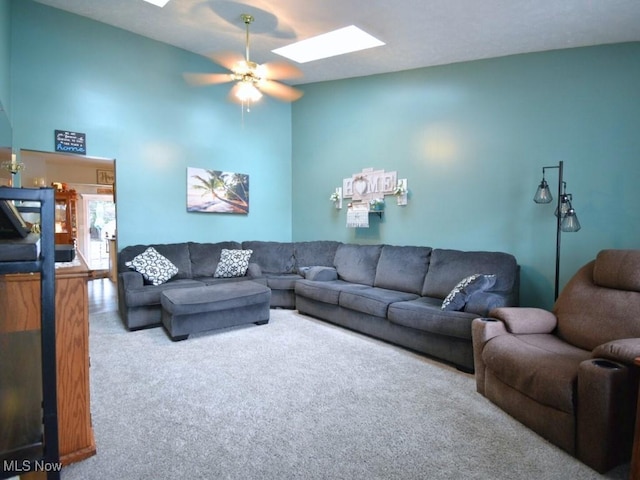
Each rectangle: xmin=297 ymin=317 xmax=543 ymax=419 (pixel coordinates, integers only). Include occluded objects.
xmin=533 ymin=179 xmax=552 ymax=204
xmin=561 ymin=208 xmax=581 ymax=232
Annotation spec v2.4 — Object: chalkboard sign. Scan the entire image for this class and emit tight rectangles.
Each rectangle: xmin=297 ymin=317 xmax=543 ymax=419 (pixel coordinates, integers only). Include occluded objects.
xmin=55 ymin=130 xmax=86 ymax=155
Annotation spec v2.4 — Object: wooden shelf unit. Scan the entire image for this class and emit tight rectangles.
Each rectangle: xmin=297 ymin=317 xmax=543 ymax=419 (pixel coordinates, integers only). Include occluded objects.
xmin=1 ymin=187 xmax=95 ymax=480
xmin=0 ymin=187 xmax=59 ymax=480
xmin=0 ymin=254 xmax=96 ymax=466
xmin=54 ymin=190 xmax=77 ymax=246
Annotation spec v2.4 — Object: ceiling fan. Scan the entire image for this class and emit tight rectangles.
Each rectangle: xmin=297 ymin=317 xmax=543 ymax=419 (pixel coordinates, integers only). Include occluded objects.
xmin=184 ymin=14 xmax=303 ymax=106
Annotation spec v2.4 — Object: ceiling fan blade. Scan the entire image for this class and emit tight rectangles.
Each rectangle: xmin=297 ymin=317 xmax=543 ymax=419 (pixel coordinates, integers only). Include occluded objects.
xmin=259 ymin=80 xmax=304 ymax=102
xmin=260 ymin=61 xmax=303 ymax=80
xmin=183 ymin=73 xmax=234 ymax=86
xmin=207 ymin=51 xmax=246 ymax=72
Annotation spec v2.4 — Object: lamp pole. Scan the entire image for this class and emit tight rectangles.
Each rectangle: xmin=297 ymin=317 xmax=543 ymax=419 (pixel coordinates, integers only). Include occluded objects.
xmin=534 ymin=160 xmax=564 ymax=301
xmin=553 ymin=161 xmax=563 ymax=300
xmin=534 ymin=160 xmax=581 ymax=301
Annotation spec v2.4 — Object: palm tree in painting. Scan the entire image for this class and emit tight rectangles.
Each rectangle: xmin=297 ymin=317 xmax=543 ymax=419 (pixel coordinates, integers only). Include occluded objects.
xmin=221 ymin=172 xmax=249 ymax=205
xmin=190 ymin=170 xmax=249 ymax=213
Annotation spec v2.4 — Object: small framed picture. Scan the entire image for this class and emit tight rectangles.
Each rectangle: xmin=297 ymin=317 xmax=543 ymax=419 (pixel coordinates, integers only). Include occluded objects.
xmin=97 ymin=169 xmax=114 ymax=185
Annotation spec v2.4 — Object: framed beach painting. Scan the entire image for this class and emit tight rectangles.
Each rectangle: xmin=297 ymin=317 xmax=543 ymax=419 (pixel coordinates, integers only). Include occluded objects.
xmin=187 ymin=167 xmax=249 ymax=214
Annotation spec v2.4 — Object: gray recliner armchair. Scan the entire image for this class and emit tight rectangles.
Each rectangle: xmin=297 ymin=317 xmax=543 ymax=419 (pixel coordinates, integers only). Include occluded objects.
xmin=472 ymin=249 xmax=640 ymax=473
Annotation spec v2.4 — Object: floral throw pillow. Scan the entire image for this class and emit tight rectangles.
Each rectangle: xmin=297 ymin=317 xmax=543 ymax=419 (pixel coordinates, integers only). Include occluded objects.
xmin=214 ymin=249 xmax=253 ymax=278
xmin=441 ymin=274 xmax=497 ymax=311
xmin=125 ymin=247 xmax=179 ymax=286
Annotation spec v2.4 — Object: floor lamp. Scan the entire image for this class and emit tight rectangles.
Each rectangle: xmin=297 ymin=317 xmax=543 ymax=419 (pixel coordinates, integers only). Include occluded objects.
xmin=533 ymin=161 xmax=581 ymax=300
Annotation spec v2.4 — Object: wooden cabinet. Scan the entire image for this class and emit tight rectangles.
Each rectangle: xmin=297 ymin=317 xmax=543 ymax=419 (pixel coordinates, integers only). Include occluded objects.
xmin=54 ymin=190 xmax=77 ymax=245
xmin=0 ymin=254 xmax=96 ymax=466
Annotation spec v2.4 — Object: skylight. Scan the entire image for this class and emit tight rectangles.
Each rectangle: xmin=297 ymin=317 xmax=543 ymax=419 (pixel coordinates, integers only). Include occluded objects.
xmin=143 ymin=0 xmax=171 ymax=7
xmin=272 ymin=25 xmax=385 ymax=63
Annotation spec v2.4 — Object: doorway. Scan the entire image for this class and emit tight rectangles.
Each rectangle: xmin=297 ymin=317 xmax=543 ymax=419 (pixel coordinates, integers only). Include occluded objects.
xmin=19 ymin=149 xmax=116 ymax=274
xmin=83 ymin=194 xmax=116 ymax=270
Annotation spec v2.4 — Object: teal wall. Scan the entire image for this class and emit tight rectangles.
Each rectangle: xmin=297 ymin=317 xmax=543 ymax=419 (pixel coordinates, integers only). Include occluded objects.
xmin=0 ymin=0 xmax=10 ymax=115
xmin=7 ymin=1 xmax=639 ymax=309
xmin=10 ymin=0 xmax=293 ymax=247
xmin=292 ymin=43 xmax=640 ymax=308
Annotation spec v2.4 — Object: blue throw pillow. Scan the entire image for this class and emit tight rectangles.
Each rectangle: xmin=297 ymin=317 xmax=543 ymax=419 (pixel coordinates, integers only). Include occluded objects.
xmin=441 ymin=274 xmax=497 ymax=311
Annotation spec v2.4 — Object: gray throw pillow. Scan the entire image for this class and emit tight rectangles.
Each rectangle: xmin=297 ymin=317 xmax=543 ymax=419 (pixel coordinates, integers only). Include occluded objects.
xmin=441 ymin=274 xmax=496 ymax=311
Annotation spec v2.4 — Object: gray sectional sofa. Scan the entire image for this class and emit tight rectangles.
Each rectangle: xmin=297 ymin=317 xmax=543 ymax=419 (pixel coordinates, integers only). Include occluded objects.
xmin=118 ymin=240 xmax=519 ymax=371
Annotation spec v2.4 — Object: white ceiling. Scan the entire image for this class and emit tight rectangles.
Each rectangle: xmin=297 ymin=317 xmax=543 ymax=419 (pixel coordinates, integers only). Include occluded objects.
xmin=31 ymin=0 xmax=640 ymax=85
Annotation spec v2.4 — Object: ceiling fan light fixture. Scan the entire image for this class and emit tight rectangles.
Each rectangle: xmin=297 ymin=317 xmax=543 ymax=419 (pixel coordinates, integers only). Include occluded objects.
xmin=184 ymin=13 xmax=303 ymax=105
xmin=272 ymin=25 xmax=385 ymax=64
xmin=235 ymin=81 xmax=262 ymax=103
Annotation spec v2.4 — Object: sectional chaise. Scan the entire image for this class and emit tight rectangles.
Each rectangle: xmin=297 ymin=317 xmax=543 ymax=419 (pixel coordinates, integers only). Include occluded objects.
xmin=118 ymin=240 xmax=519 ymax=371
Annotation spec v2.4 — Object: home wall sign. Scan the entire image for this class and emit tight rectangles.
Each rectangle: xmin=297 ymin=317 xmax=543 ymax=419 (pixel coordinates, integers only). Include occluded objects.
xmin=334 ymin=167 xmax=409 ymax=229
xmin=55 ymin=130 xmax=86 ymax=155
xmin=342 ymin=168 xmax=397 ymax=204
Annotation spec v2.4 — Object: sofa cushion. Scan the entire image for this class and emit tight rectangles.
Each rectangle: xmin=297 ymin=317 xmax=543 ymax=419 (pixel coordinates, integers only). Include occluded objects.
xmin=214 ymin=249 xmax=253 ymax=278
xmin=188 ymin=241 xmax=241 ymax=278
xmin=295 ymin=279 xmax=370 ymax=305
xmin=482 ymin=333 xmax=592 ymax=414
xmin=294 ymin=241 xmax=342 ymax=273
xmin=264 ymin=273 xmax=303 ymax=290
xmin=119 ymin=243 xmax=193 ymax=279
xmin=242 ymin=241 xmax=296 ymax=274
xmin=333 ymin=244 xmax=383 ymax=286
xmin=194 ymin=275 xmax=263 ymax=286
xmin=593 ymin=249 xmax=640 ymax=292
xmin=124 ymin=279 xmax=204 ymax=307
xmin=374 ymin=245 xmax=432 ymax=295
xmin=441 ymin=274 xmax=496 ymax=311
xmin=556 ymin=260 xmax=640 ymax=351
xmin=125 ymin=247 xmax=179 ymax=286
xmin=304 ymin=266 xmax=338 ymax=281
xmin=388 ymin=297 xmax=477 ymax=340
xmin=422 ymin=249 xmax=517 ymax=298
xmin=339 ymin=287 xmax=419 ymax=318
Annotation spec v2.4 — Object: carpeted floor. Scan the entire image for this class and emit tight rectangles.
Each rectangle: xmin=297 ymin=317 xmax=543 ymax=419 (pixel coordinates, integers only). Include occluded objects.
xmin=61 ymin=308 xmax=631 ymax=480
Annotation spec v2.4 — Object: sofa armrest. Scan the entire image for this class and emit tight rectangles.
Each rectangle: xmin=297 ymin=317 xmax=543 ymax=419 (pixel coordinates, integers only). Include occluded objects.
xmin=592 ymin=338 xmax=640 ymax=366
xmin=463 ymin=292 xmax=511 ymax=316
xmin=471 ymin=318 xmax=509 ymax=393
xmin=246 ymin=262 xmax=262 ymax=278
xmin=304 ymin=266 xmax=338 ymax=281
xmin=577 ymin=357 xmax=636 ymax=472
xmin=488 ymin=307 xmax=557 ymax=334
xmin=119 ymin=270 xmax=144 ymax=289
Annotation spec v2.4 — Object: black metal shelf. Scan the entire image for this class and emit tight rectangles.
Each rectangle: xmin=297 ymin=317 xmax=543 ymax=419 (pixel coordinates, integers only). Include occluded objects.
xmin=0 ymin=187 xmax=60 ymax=480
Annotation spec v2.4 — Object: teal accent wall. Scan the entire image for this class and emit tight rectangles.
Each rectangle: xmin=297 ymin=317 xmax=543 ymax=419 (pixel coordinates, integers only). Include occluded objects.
xmin=0 ymin=0 xmax=10 ymax=116
xmin=292 ymin=43 xmax=640 ymax=308
xmin=10 ymin=0 xmax=293 ymax=247
xmin=7 ymin=1 xmax=639 ymax=309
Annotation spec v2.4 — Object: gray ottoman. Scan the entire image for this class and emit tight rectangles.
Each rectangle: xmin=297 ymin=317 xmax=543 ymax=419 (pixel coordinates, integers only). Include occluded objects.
xmin=160 ymin=282 xmax=271 ymax=341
